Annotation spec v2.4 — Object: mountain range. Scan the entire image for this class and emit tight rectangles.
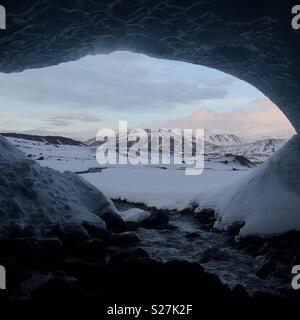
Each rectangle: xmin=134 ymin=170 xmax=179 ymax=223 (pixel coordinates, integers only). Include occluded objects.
xmin=1 ymin=132 xmax=288 ymax=168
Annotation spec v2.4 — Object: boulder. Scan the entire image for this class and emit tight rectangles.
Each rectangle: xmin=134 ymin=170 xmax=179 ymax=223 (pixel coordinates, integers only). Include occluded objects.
xmin=31 ymin=278 xmax=86 ymax=301
xmin=78 ymin=239 xmax=106 ymax=263
xmin=108 ymin=232 xmax=140 ymax=246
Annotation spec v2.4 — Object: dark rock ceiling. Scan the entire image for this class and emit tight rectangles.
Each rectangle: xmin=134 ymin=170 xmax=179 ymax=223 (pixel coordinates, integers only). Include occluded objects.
xmin=0 ymin=0 xmax=300 ymax=131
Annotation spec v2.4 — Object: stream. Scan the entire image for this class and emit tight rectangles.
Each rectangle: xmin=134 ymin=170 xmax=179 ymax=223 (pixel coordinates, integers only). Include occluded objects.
xmin=114 ymin=200 xmax=285 ymax=296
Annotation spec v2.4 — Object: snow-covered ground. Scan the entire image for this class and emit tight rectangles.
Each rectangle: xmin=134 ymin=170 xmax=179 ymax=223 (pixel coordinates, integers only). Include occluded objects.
xmin=82 ymin=167 xmax=249 ymax=210
xmin=212 ymin=135 xmax=300 ymax=237
xmin=0 ymin=136 xmax=119 ymax=236
xmin=7 ymin=137 xmax=99 ymax=172
xmin=6 ymin=134 xmax=276 ymax=173
xmin=4 ymin=135 xmax=254 ymax=210
xmin=5 ymin=133 xmax=299 ymax=238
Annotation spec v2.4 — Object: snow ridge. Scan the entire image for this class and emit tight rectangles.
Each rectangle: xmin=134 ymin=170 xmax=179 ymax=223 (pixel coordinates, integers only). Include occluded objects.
xmin=212 ymin=135 xmax=300 ymax=237
xmin=0 ymin=136 xmax=119 ymax=236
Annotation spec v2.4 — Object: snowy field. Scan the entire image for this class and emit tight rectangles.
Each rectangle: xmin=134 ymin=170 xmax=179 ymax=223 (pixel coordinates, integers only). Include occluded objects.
xmin=5 ymin=136 xmax=252 ymax=211
xmin=7 ymin=134 xmax=300 ymax=237
xmin=81 ymin=167 xmax=249 ymax=210
xmin=6 ymin=137 xmax=99 ymax=172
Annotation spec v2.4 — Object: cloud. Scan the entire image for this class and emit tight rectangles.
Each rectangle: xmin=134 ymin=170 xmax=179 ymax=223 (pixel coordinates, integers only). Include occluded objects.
xmin=44 ymin=119 xmax=70 ymax=127
xmin=0 ymin=52 xmax=230 ymax=113
xmin=148 ymin=98 xmax=295 ymax=139
xmin=204 ymin=75 xmax=236 ymax=87
xmin=43 ymin=113 xmax=102 ymax=127
xmin=19 ymin=129 xmax=52 ymax=136
xmin=1 ymin=51 xmax=275 ymax=140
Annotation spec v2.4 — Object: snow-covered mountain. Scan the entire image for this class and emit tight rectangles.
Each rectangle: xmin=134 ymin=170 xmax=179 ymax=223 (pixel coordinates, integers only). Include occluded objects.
xmin=1 ymin=132 xmax=288 ymax=172
xmin=84 ymin=137 xmax=98 ymax=146
xmin=86 ymin=131 xmax=241 ymax=150
xmin=1 ymin=132 xmax=85 ymax=146
xmin=217 ymin=138 xmax=287 ymax=164
xmin=206 ymin=134 xmax=241 ymax=146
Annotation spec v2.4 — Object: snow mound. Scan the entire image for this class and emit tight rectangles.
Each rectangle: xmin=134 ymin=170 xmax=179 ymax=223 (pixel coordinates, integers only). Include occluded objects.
xmin=0 ymin=136 xmax=119 ymax=236
xmin=119 ymin=208 xmax=151 ymax=223
xmin=212 ymin=135 xmax=300 ymax=237
xmin=0 ymin=136 xmax=25 ymax=161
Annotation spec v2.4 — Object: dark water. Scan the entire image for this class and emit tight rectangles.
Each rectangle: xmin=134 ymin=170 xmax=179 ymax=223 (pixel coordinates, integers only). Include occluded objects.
xmin=115 ymin=201 xmax=285 ymax=295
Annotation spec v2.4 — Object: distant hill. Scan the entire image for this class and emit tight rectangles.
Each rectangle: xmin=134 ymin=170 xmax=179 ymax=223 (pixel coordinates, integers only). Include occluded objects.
xmin=206 ymin=134 xmax=241 ymax=146
xmin=3 ymin=131 xmax=288 ymax=171
xmin=0 ymin=133 xmax=86 ymax=146
xmin=84 ymin=137 xmax=98 ymax=146
xmin=85 ymin=132 xmax=287 ymax=157
xmin=218 ymin=138 xmax=287 ymax=164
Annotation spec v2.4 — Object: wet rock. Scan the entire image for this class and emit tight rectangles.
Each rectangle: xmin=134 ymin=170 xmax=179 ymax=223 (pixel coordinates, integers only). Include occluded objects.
xmin=4 ymin=222 xmax=35 ymax=238
xmin=253 ymin=291 xmax=288 ymax=304
xmin=64 ymin=258 xmax=87 ymax=278
xmin=31 ymin=278 xmax=86 ymax=301
xmin=0 ymin=237 xmax=68 ymax=270
xmin=52 ymin=270 xmax=66 ymax=277
xmin=194 ymin=208 xmax=217 ymax=232
xmin=1 ymin=200 xmax=25 ymax=220
xmin=185 ymin=232 xmax=202 ymax=240
xmin=201 ymin=221 xmax=216 ymax=232
xmin=100 ymin=211 xmax=125 ymax=232
xmin=140 ymin=210 xmax=169 ymax=229
xmin=256 ymin=242 xmax=270 ymax=256
xmin=55 ymin=222 xmax=90 ymax=249
xmin=256 ymin=258 xmax=276 ymax=279
xmin=237 ymin=236 xmax=265 ymax=254
xmin=131 ymin=248 xmax=149 ymax=258
xmin=164 ymin=260 xmax=206 ymax=289
xmin=226 ymin=221 xmax=245 ymax=236
xmin=109 ymin=232 xmax=140 ymax=246
xmin=38 ymin=238 xmax=64 ymax=253
xmin=37 ymin=238 xmax=66 ymax=268
xmin=76 ymin=263 xmax=112 ymax=290
xmin=21 ymin=225 xmax=36 ymax=237
xmin=81 ymin=221 xmax=107 ymax=239
xmin=63 ymin=258 xmax=111 ymax=290
xmin=0 ymin=238 xmax=39 ymax=266
xmin=162 ymin=260 xmax=228 ymax=298
xmin=123 ymin=221 xmax=139 ymax=231
xmin=109 ymin=251 xmax=145 ymax=266
xmin=78 ymin=239 xmax=106 ymax=263
xmin=108 ymin=256 xmax=227 ymax=298
xmin=232 ymin=284 xmax=249 ymax=301
xmin=200 ymin=248 xmax=229 ymax=263
xmin=292 ymin=254 xmax=300 ymax=266
xmin=195 ymin=208 xmax=215 ymax=224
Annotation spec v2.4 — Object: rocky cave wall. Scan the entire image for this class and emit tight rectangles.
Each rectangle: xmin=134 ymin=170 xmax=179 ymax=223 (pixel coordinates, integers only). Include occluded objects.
xmin=0 ymin=0 xmax=300 ymax=132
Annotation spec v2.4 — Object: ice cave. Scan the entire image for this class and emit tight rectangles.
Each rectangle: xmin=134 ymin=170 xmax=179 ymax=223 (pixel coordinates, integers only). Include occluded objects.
xmin=1 ymin=0 xmax=299 ymax=236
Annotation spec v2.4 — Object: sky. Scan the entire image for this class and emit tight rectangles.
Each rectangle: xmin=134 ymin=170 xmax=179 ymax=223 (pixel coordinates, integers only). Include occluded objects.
xmin=0 ymin=51 xmax=295 ymax=141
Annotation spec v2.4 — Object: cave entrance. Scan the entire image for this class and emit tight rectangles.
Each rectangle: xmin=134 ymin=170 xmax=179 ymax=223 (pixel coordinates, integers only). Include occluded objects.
xmin=0 ymin=51 xmax=294 ymax=212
